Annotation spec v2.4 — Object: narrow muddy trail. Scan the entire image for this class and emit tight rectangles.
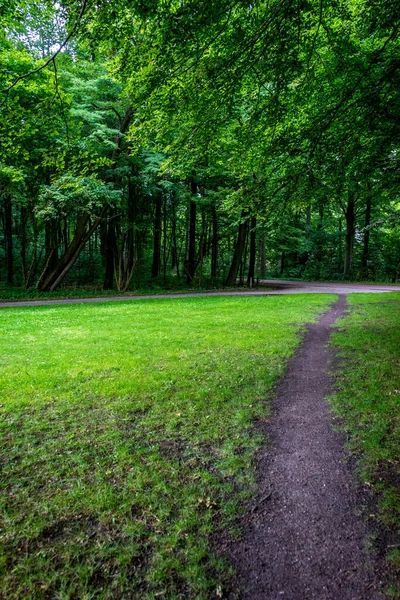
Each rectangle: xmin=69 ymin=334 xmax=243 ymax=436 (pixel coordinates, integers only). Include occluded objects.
xmin=219 ymin=295 xmax=384 ymax=600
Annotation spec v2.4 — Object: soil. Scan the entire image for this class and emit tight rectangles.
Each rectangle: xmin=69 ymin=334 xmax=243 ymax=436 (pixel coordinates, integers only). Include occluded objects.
xmin=217 ymin=295 xmax=385 ymax=600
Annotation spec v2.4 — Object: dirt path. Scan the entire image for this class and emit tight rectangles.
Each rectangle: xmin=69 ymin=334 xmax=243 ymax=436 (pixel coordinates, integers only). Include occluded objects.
xmin=218 ymin=295 xmax=384 ymax=600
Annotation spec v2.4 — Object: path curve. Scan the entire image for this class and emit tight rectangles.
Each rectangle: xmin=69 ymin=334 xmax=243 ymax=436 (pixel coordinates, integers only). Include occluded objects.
xmin=218 ymin=295 xmax=383 ymax=600
xmin=0 ymin=280 xmax=398 ymax=309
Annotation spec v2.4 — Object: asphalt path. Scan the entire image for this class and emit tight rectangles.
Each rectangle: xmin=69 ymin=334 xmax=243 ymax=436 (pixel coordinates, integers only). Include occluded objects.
xmin=0 ymin=279 xmax=398 ymax=308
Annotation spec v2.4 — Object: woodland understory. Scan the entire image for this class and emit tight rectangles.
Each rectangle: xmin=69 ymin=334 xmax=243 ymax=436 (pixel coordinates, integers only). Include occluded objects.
xmin=1 ymin=0 xmax=399 ymax=292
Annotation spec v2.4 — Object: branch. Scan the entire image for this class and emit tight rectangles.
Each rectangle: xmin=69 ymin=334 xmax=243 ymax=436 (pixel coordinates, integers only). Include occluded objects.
xmin=92 ymin=103 xmax=123 ymax=124
xmin=1 ymin=0 xmax=88 ymax=94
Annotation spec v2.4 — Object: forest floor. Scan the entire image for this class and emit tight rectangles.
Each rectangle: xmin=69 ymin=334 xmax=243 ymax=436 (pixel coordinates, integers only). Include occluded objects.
xmin=0 ymin=292 xmax=399 ymax=598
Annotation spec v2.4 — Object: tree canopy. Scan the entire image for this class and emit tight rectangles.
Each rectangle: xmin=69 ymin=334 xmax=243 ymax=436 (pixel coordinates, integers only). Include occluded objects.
xmin=1 ymin=0 xmax=399 ymax=290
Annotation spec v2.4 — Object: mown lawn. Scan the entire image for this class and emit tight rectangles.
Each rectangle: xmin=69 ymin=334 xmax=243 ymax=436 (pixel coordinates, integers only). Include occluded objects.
xmin=0 ymin=294 xmax=333 ymax=599
xmin=331 ymin=293 xmax=400 ymax=597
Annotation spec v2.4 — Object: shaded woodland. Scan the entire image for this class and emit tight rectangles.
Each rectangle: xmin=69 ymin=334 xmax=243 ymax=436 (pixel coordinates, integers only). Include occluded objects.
xmin=1 ymin=0 xmax=399 ymax=291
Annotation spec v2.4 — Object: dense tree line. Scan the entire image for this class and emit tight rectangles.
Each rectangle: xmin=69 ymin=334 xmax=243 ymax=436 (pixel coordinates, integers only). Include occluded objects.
xmin=1 ymin=0 xmax=399 ymax=291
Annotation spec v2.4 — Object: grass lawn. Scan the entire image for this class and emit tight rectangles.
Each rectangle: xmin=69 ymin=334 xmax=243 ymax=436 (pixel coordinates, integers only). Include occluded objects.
xmin=331 ymin=293 xmax=400 ymax=597
xmin=0 ymin=294 xmax=333 ymax=599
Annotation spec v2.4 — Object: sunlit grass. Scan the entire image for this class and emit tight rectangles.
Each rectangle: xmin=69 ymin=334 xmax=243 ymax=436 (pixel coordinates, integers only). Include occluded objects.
xmin=0 ymin=295 xmax=334 ymax=599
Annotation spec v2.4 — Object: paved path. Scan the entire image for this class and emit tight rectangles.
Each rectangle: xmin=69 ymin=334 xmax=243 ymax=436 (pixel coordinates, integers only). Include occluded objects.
xmin=219 ymin=296 xmax=384 ymax=599
xmin=260 ymin=279 xmax=400 ymax=294
xmin=0 ymin=280 xmax=398 ymax=309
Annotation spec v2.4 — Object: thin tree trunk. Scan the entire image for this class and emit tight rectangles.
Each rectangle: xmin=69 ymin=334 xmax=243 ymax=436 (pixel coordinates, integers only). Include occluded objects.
xmin=306 ymin=204 xmax=311 ymax=228
xmin=45 ymin=220 xmax=59 ymax=272
xmin=247 ymin=215 xmax=257 ymax=287
xmin=211 ymin=207 xmax=218 ymax=279
xmin=362 ymin=195 xmax=372 ymax=277
xmin=240 ymin=225 xmax=249 ymax=285
xmin=186 ymin=171 xmax=197 ymax=283
xmin=224 ymin=209 xmax=250 ymax=286
xmin=344 ymin=191 xmax=355 ymax=276
xmin=338 ymin=218 xmax=343 ymax=272
xmin=20 ymin=206 xmax=27 ymax=284
xmin=122 ymin=175 xmax=136 ymax=289
xmin=259 ymin=237 xmax=266 ymax=278
xmin=171 ymin=195 xmax=178 ymax=271
xmin=280 ymin=251 xmax=285 ymax=275
xmin=5 ymin=196 xmax=13 ymax=285
xmin=163 ymin=196 xmax=167 ymax=282
xmin=37 ymin=206 xmax=107 ymax=291
xmin=152 ymin=193 xmax=162 ymax=278
xmin=103 ymin=212 xmax=117 ymax=289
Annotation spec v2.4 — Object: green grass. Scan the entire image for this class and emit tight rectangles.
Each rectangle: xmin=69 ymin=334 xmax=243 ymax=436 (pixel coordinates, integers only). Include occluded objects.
xmin=331 ymin=293 xmax=400 ymax=596
xmin=0 ymin=294 xmax=333 ymax=599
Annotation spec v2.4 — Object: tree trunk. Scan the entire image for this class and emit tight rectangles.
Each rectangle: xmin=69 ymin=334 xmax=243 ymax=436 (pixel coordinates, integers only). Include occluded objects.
xmin=163 ymin=196 xmax=167 ymax=282
xmin=103 ymin=212 xmax=117 ymax=289
xmin=171 ymin=195 xmax=178 ymax=271
xmin=280 ymin=251 xmax=285 ymax=275
xmin=247 ymin=215 xmax=257 ymax=287
xmin=37 ymin=207 xmax=107 ymax=291
xmin=211 ymin=206 xmax=218 ymax=279
xmin=186 ymin=171 xmax=197 ymax=283
xmin=20 ymin=206 xmax=27 ymax=284
xmin=240 ymin=224 xmax=249 ymax=285
xmin=224 ymin=209 xmax=250 ymax=286
xmin=338 ymin=218 xmax=343 ymax=272
xmin=362 ymin=195 xmax=372 ymax=277
xmin=344 ymin=192 xmax=355 ymax=276
xmin=24 ymin=212 xmax=40 ymax=288
xmin=151 ymin=193 xmax=162 ymax=278
xmin=259 ymin=237 xmax=266 ymax=278
xmin=5 ymin=196 xmax=13 ymax=285
xmin=43 ymin=219 xmax=59 ymax=275
xmin=123 ymin=176 xmax=136 ymax=288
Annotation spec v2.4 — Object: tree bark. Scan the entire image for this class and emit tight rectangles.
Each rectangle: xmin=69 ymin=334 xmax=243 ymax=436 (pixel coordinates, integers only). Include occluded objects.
xmin=151 ymin=193 xmax=162 ymax=278
xmin=211 ymin=206 xmax=218 ymax=279
xmin=37 ymin=206 xmax=107 ymax=291
xmin=280 ymin=251 xmax=285 ymax=275
xmin=171 ymin=194 xmax=178 ymax=272
xmin=103 ymin=212 xmax=117 ymax=289
xmin=4 ymin=196 xmax=13 ymax=285
xmin=224 ymin=209 xmax=250 ymax=286
xmin=247 ymin=215 xmax=257 ymax=287
xmin=362 ymin=195 xmax=372 ymax=277
xmin=338 ymin=218 xmax=343 ymax=272
xmin=259 ymin=237 xmax=266 ymax=278
xmin=163 ymin=196 xmax=167 ymax=282
xmin=186 ymin=171 xmax=197 ymax=283
xmin=20 ymin=206 xmax=27 ymax=284
xmin=344 ymin=191 xmax=355 ymax=276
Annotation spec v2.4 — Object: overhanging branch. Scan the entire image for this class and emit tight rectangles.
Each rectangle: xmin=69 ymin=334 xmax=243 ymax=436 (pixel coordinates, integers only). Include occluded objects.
xmin=1 ymin=0 xmax=88 ymax=94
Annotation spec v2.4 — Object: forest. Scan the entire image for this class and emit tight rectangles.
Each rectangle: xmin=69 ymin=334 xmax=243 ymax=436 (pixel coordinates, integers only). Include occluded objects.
xmin=1 ymin=0 xmax=399 ymax=292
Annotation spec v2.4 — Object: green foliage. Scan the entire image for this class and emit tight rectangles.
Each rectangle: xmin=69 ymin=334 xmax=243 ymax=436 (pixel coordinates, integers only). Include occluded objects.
xmin=1 ymin=0 xmax=400 ymax=287
xmin=37 ymin=174 xmax=122 ymax=218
